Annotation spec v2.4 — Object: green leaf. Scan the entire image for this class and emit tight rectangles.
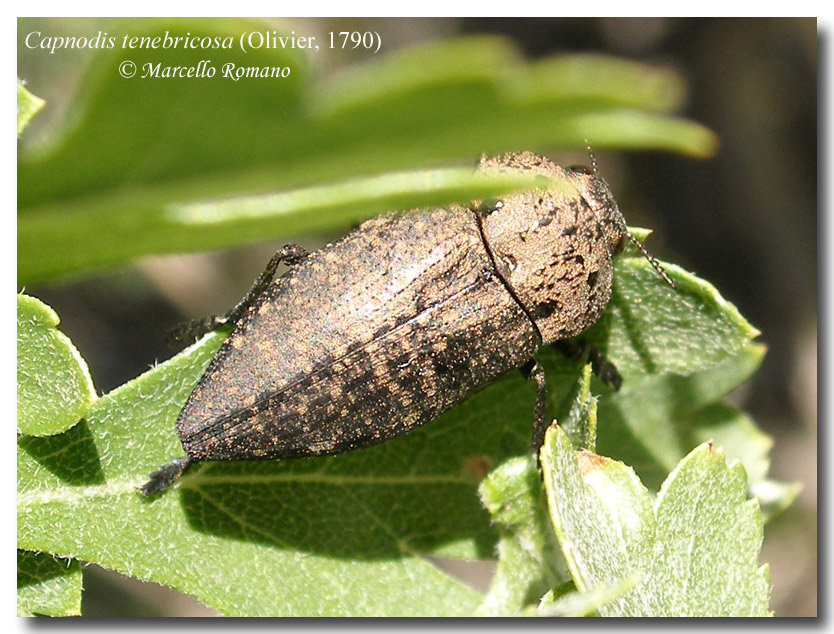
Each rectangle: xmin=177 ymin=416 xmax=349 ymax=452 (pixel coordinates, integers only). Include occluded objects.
xmin=682 ymin=403 xmax=801 ymax=522
xmin=561 ymin=235 xmax=793 ymax=510
xmin=476 ymin=456 xmax=569 ymax=616
xmin=17 ymin=294 xmax=97 ymax=436
xmin=651 ymin=441 xmax=771 ymax=615
xmin=590 ymin=251 xmax=760 ymax=380
xmin=19 ymin=168 xmax=544 ymax=287
xmin=595 ymin=343 xmax=767 ymax=489
xmin=541 ymin=425 xmax=771 ymax=616
xmin=17 ymin=80 xmax=44 ymax=137
xmin=592 ymin=338 xmax=794 ymax=513
xmin=17 ymin=550 xmax=81 ymax=616
xmin=18 ymin=329 xmax=550 ymax=616
xmin=530 ymin=235 xmax=788 ymax=508
xmin=18 ymin=18 xmax=717 ymax=285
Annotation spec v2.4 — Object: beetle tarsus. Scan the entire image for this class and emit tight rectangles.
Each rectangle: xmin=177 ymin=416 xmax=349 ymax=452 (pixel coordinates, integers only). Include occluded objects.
xmin=141 ymin=456 xmax=193 ymax=497
xmin=165 ymin=316 xmax=228 ymax=346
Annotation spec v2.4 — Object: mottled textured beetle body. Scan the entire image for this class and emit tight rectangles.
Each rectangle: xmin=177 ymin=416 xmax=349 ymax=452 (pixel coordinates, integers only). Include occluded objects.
xmin=182 ymin=204 xmax=541 ymax=461
xmin=143 ymin=152 xmax=632 ymax=495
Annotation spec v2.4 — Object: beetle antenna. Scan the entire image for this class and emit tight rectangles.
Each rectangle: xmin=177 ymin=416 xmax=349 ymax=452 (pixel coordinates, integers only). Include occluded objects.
xmin=584 ymin=140 xmax=598 ymax=174
xmin=582 ymin=139 xmax=675 ymax=290
xmin=627 ymin=232 xmax=677 ymax=289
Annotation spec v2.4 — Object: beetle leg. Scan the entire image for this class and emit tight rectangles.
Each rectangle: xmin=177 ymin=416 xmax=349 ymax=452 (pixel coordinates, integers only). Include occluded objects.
xmin=224 ymin=244 xmax=310 ymax=324
xmin=587 ymin=346 xmax=623 ymax=390
xmin=521 ymin=360 xmax=550 ymax=455
xmin=141 ymin=456 xmax=193 ymax=497
xmin=165 ymin=244 xmax=310 ymax=345
xmin=165 ymin=315 xmax=227 ymax=346
xmin=554 ymin=339 xmax=622 ymax=390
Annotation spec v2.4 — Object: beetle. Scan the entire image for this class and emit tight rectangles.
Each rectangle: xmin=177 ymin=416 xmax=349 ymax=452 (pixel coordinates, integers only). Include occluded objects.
xmin=142 ymin=151 xmax=673 ymax=496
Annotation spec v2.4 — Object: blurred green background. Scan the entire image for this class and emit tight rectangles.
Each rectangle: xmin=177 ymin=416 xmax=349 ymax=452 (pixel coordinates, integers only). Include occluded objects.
xmin=17 ymin=17 xmax=816 ymax=616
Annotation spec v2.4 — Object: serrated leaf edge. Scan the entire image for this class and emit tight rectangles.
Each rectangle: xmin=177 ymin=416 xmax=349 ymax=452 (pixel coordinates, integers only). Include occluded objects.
xmin=619 ymin=257 xmax=761 ymax=341
xmin=17 ymin=294 xmax=98 ymax=436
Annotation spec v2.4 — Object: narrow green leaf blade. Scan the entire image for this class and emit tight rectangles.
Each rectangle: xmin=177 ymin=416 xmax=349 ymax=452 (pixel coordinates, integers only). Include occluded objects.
xmin=560 ymin=364 xmax=598 ymax=451
xmin=17 ymin=294 xmax=97 ymax=436
xmin=17 ymin=551 xmax=81 ymax=617
xmin=18 ymin=18 xmax=717 ymax=285
xmin=477 ymin=456 xmax=569 ymax=616
xmin=19 ymin=169 xmax=542 ymax=285
xmin=517 ymin=54 xmax=689 ymax=112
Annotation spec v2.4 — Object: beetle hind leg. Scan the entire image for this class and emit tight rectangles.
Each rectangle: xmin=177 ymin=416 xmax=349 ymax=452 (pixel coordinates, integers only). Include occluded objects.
xmin=165 ymin=244 xmax=310 ymax=346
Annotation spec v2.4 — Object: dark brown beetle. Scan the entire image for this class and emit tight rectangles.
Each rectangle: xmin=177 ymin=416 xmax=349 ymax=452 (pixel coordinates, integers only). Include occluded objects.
xmin=143 ymin=152 xmax=672 ymax=495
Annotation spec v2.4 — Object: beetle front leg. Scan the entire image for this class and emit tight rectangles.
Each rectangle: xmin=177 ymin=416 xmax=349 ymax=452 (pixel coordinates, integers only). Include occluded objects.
xmin=166 ymin=244 xmax=310 ymax=345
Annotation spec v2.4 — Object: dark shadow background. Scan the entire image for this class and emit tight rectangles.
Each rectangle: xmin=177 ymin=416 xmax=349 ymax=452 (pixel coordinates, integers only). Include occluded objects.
xmin=18 ymin=17 xmax=817 ymax=616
